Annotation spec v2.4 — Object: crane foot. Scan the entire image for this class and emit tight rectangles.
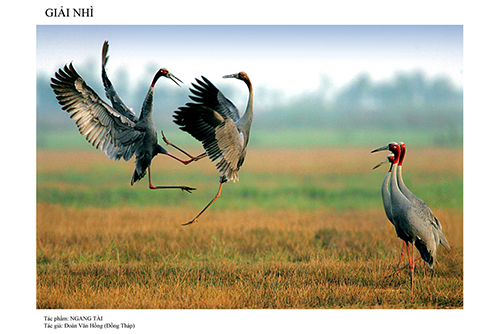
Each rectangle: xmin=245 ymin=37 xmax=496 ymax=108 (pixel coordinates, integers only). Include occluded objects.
xmin=182 ymin=219 xmax=197 ymax=226
xmin=386 ymin=256 xmax=422 ymax=278
xmin=181 ymin=186 xmax=196 ymax=193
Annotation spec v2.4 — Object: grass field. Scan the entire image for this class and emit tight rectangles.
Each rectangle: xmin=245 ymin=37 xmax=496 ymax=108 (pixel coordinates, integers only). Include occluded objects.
xmin=36 ymin=144 xmax=463 ymax=309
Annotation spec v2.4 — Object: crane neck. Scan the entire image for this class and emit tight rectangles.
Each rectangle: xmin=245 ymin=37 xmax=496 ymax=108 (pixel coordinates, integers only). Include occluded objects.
xmin=237 ymin=78 xmax=254 ymax=137
xmin=397 ymin=163 xmax=411 ymax=198
xmin=382 ymin=169 xmax=393 ymax=224
xmin=398 ymin=145 xmax=406 ymax=166
xmin=243 ymin=78 xmax=253 ymax=114
xmin=390 ymin=149 xmax=399 ymax=194
xmin=396 ymin=144 xmax=414 ymax=200
xmin=397 ymin=155 xmax=420 ymax=203
xmin=139 ymin=85 xmax=155 ymax=121
xmin=390 ymin=145 xmax=408 ymax=207
xmin=151 ymin=71 xmax=164 ymax=88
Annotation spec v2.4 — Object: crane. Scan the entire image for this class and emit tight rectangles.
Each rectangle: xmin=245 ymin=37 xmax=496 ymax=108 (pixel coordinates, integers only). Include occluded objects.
xmin=50 ymin=41 xmax=199 ymax=191
xmin=173 ymin=72 xmax=253 ymax=225
xmin=101 ymin=41 xmax=206 ymax=166
xmin=373 ymin=153 xmax=421 ymax=275
xmin=372 ymin=142 xmax=448 ymax=287
xmin=397 ymin=142 xmax=450 ymax=253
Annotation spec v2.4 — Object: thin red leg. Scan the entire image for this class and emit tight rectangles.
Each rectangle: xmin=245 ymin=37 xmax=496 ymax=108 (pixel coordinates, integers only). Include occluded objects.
xmin=182 ymin=182 xmax=223 ymax=226
xmin=395 ymin=242 xmax=405 ymax=269
xmin=161 ymin=131 xmax=207 ymax=165
xmin=164 ymin=152 xmax=200 ymax=165
xmin=408 ymin=242 xmax=415 ymax=288
xmin=147 ymin=167 xmax=195 ymax=192
xmin=387 ymin=241 xmax=421 ymax=278
xmin=388 ymin=255 xmax=421 ymax=277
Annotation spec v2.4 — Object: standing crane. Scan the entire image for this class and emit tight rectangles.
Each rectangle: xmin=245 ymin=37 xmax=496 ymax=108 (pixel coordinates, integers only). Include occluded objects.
xmin=372 ymin=142 xmax=448 ymax=287
xmin=373 ymin=153 xmax=421 ymax=275
xmin=397 ymin=142 xmax=450 ymax=253
xmin=50 ymin=41 xmax=198 ymax=191
xmin=173 ymin=72 xmax=253 ymax=225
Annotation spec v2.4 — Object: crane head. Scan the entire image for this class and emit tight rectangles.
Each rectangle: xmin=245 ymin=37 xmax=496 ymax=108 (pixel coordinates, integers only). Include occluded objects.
xmin=371 ymin=142 xmax=399 ymax=154
xmin=152 ymin=68 xmax=183 ymax=87
xmin=223 ymin=71 xmax=247 ymax=80
xmin=372 ymin=154 xmax=395 ymax=170
xmin=223 ymin=72 xmax=251 ymax=86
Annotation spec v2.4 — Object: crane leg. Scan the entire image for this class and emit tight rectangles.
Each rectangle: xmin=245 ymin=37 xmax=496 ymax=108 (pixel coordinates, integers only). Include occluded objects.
xmin=147 ymin=167 xmax=196 ymax=193
xmin=388 ymin=255 xmax=421 ymax=277
xmin=182 ymin=182 xmax=223 ymax=226
xmin=387 ymin=242 xmax=421 ymax=278
xmin=395 ymin=242 xmax=406 ymax=270
xmin=407 ymin=242 xmax=415 ymax=289
xmin=161 ymin=131 xmax=207 ymax=165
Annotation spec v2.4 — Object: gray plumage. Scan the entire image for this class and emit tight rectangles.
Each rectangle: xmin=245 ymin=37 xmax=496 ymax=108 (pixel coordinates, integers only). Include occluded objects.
xmin=173 ymin=73 xmax=253 ymax=183
xmin=172 ymin=72 xmax=254 ymax=225
xmin=101 ymin=40 xmax=138 ymax=123
xmin=373 ymin=154 xmax=396 ymax=227
xmin=372 ymin=142 xmax=451 ymax=286
xmin=373 ymin=154 xmax=409 ymax=272
xmin=397 ymin=143 xmax=451 ymax=254
xmin=50 ymin=42 xmax=182 ymax=186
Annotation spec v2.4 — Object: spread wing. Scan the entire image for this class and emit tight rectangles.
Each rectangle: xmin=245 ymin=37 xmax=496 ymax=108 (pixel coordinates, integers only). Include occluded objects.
xmin=173 ymin=104 xmax=245 ymax=181
xmin=101 ymin=41 xmax=138 ymax=122
xmin=188 ymin=76 xmax=241 ymax=123
xmin=50 ymin=63 xmax=144 ymax=161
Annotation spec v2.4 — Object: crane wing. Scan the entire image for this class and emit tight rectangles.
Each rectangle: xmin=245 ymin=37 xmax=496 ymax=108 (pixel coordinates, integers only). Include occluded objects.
xmin=432 ymin=217 xmax=451 ymax=249
xmin=173 ymin=104 xmax=245 ymax=181
xmin=51 ymin=63 xmax=144 ymax=161
xmin=188 ymin=76 xmax=241 ymax=123
xmin=412 ymin=197 xmax=450 ymax=250
xmin=101 ymin=41 xmax=138 ymax=122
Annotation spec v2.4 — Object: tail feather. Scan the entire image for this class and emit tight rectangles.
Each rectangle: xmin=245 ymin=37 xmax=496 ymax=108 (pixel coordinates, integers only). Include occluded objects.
xmin=415 ymin=239 xmax=434 ymax=268
xmin=439 ymin=231 xmax=451 ymax=250
xmin=131 ymin=167 xmax=146 ymax=186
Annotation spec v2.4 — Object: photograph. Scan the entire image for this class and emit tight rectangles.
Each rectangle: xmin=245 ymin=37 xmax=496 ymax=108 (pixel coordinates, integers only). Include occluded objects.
xmin=37 ymin=24 xmax=463 ymax=309
xmin=4 ymin=1 xmax=498 ymax=333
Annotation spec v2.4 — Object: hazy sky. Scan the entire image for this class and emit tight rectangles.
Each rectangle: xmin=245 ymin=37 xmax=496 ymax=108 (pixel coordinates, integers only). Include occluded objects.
xmin=37 ymin=25 xmax=462 ymax=97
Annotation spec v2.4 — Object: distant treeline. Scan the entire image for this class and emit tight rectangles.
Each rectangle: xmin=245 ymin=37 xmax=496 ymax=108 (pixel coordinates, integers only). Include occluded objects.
xmin=259 ymin=71 xmax=462 ymax=131
xmin=38 ymin=65 xmax=462 ymax=144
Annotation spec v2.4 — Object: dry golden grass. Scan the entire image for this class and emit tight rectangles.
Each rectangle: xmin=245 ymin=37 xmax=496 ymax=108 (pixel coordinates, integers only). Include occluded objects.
xmin=37 ymin=204 xmax=463 ymax=309
xmin=37 ymin=146 xmax=462 ymax=308
xmin=37 ymin=147 xmax=463 ymax=176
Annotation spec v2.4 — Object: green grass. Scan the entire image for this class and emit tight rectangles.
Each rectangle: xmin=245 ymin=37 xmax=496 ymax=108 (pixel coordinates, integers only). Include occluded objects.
xmin=37 ymin=127 xmax=463 ymax=151
xmin=37 ymin=165 xmax=462 ymax=211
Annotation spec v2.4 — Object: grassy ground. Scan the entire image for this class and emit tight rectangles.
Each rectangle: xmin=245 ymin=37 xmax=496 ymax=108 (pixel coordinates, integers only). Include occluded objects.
xmin=36 ymin=146 xmax=463 ymax=309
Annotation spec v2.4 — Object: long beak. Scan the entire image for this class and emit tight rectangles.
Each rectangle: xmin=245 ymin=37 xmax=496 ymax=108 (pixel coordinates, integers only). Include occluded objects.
xmin=223 ymin=73 xmax=238 ymax=79
xmin=372 ymin=156 xmax=391 ymax=170
xmin=372 ymin=160 xmax=386 ymax=170
xmin=371 ymin=145 xmax=390 ymax=153
xmin=167 ymin=73 xmax=183 ymax=87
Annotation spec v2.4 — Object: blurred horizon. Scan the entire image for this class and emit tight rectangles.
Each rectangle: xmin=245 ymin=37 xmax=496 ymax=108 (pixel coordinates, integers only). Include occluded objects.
xmin=37 ymin=25 xmax=462 ymax=149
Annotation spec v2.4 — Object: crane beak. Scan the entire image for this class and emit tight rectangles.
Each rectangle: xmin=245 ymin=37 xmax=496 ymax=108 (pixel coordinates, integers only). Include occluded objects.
xmin=372 ymin=156 xmax=391 ymax=170
xmin=167 ymin=73 xmax=183 ymax=87
xmin=223 ymin=73 xmax=238 ymax=79
xmin=372 ymin=160 xmax=386 ymax=170
xmin=371 ymin=145 xmax=390 ymax=153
